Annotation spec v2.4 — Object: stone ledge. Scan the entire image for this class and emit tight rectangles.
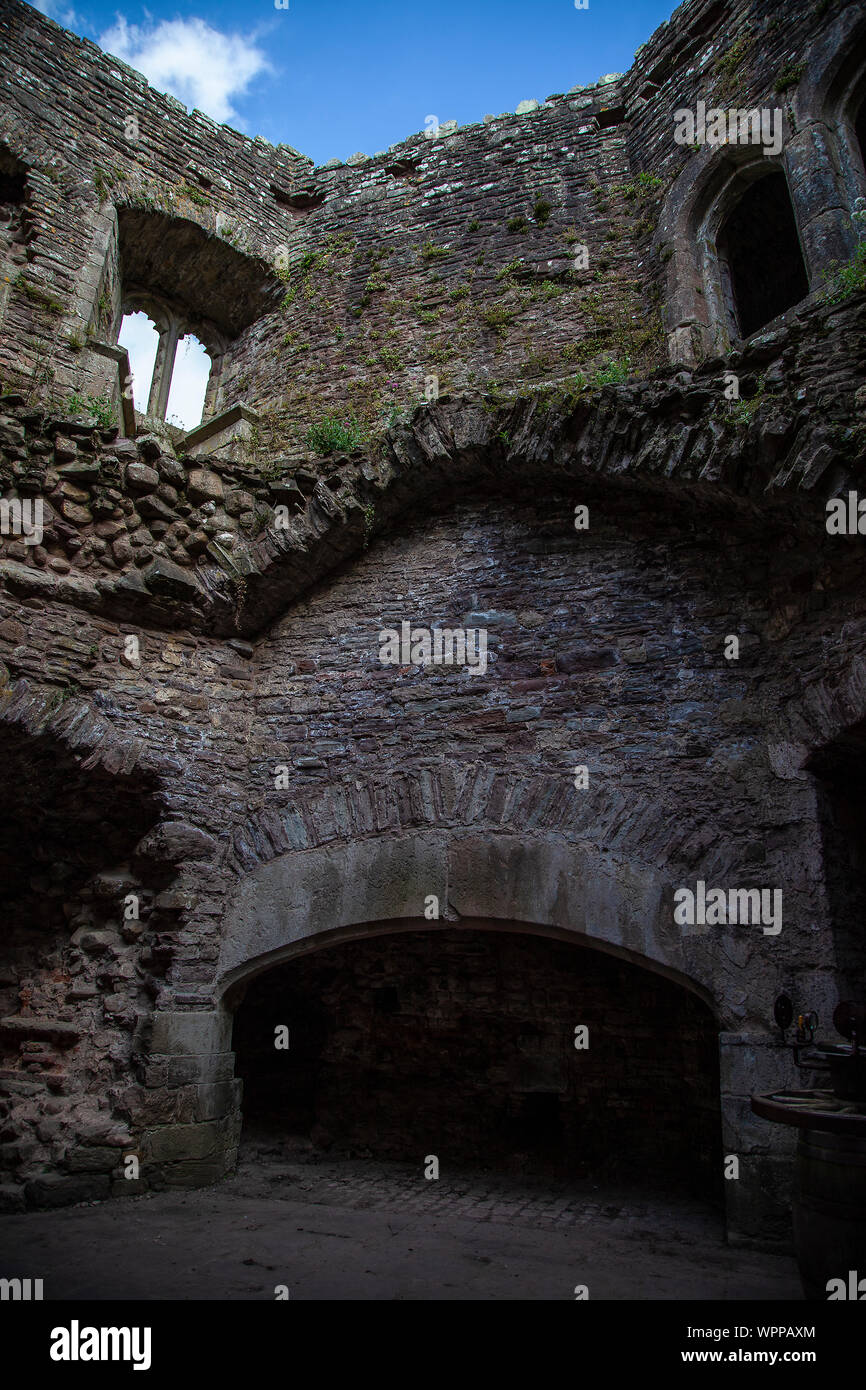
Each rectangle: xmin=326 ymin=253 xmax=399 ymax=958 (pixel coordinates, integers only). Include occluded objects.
xmin=0 ymin=1015 xmax=80 ymax=1046
xmin=183 ymin=402 xmax=260 ymax=457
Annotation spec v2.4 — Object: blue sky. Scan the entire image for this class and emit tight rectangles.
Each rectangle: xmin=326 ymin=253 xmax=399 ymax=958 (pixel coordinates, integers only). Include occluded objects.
xmin=35 ymin=0 xmax=680 ymax=168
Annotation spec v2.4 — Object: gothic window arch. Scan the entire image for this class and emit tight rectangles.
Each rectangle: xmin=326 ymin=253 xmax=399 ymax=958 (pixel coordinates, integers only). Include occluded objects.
xmin=688 ymin=153 xmax=809 ymax=353
xmin=713 ymin=168 xmax=809 ymax=341
xmin=118 ymin=290 xmax=224 ymax=429
xmin=110 ymin=209 xmax=281 ymax=435
xmin=657 ymin=146 xmax=815 ymax=362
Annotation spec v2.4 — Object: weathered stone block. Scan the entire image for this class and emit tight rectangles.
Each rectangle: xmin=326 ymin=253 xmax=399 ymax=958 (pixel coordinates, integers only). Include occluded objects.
xmin=167 ymin=1053 xmax=236 ymax=1086
xmin=24 ymin=1173 xmax=110 ymax=1208
xmin=142 ymin=1121 xmax=220 ymax=1163
xmin=189 ymin=1079 xmax=242 ymax=1122
xmin=0 ymin=1016 xmax=80 ymax=1045
xmin=125 ymin=462 xmax=160 ymax=491
xmin=64 ymin=1145 xmax=122 ymax=1173
xmin=144 ymin=1011 xmax=231 ymax=1057
xmin=134 ymin=435 xmax=163 ymax=462
xmin=187 ymin=469 xmax=224 ymax=505
xmin=53 ymin=435 xmax=77 ymax=463
xmin=137 ymin=494 xmax=178 ymax=523
xmin=142 ymin=555 xmax=203 ymax=602
xmin=148 ymin=1156 xmax=228 ymax=1188
xmin=133 ymin=822 xmax=218 ymax=871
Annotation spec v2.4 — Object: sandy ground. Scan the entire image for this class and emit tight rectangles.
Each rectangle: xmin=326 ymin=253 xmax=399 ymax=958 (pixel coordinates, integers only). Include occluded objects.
xmin=0 ymin=1140 xmax=801 ymax=1301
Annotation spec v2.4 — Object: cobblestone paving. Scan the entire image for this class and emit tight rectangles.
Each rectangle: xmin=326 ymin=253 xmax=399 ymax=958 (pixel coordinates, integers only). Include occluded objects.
xmin=235 ymin=1140 xmax=723 ymax=1244
xmin=0 ymin=1140 xmax=802 ymax=1300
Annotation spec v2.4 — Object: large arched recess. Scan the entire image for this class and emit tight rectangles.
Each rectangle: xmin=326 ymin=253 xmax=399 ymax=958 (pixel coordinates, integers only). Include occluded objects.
xmin=136 ymin=832 xmax=793 ymax=1247
xmin=230 ymin=919 xmax=723 ymax=1197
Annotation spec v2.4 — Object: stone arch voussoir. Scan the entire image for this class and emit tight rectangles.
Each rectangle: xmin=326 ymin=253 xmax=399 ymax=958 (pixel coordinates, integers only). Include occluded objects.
xmin=215 ymin=832 xmax=701 ymax=1007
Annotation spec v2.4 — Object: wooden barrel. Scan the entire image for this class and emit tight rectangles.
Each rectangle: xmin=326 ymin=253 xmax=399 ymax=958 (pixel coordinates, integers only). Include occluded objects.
xmin=793 ymin=1129 xmax=866 ymax=1300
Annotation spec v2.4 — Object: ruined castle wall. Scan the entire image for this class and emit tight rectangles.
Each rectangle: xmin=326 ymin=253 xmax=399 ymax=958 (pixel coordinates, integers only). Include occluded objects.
xmin=222 ymin=101 xmax=649 ymax=436
xmin=0 ymin=0 xmax=309 ymax=403
xmin=622 ymin=0 xmax=866 ymax=356
xmin=0 ymin=0 xmax=655 ymax=437
xmin=0 ymin=0 xmax=865 ymax=1247
xmin=214 ymin=0 xmax=866 ymax=427
xmin=0 ymin=0 xmax=859 ymax=444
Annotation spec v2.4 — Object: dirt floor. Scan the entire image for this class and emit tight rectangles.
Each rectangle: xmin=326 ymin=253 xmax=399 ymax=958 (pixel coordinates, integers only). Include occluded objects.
xmin=0 ymin=1136 xmax=802 ymax=1301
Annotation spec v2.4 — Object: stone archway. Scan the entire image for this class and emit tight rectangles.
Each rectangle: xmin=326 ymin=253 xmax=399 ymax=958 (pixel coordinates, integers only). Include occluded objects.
xmin=656 ymin=1 xmax=866 ymax=366
xmin=716 ymin=170 xmax=809 ymax=340
xmin=137 ymin=830 xmax=796 ymax=1247
xmin=216 ymin=834 xmax=680 ymax=993
xmin=230 ymin=919 xmax=724 ymax=1198
xmin=657 ymin=149 xmax=817 ymax=362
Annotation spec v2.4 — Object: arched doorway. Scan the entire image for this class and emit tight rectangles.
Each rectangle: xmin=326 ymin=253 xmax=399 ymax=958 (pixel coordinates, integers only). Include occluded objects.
xmin=142 ymin=830 xmax=783 ymax=1244
xmin=230 ymin=922 xmax=723 ymax=1200
xmin=717 ymin=171 xmax=809 ymax=339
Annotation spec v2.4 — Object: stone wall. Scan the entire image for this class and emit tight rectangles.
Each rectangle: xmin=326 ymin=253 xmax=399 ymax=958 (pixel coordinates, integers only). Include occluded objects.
xmin=0 ymin=0 xmax=864 ymax=1251
xmin=0 ymin=283 xmax=863 ymax=637
xmin=0 ymin=0 xmax=308 ymax=412
xmin=0 ymin=0 xmax=861 ymax=445
xmin=0 ymin=278 xmax=863 ymax=1234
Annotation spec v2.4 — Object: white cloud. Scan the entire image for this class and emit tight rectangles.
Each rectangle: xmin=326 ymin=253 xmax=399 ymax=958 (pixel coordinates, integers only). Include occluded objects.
xmin=166 ymin=335 xmax=211 ymax=432
xmin=31 ymin=0 xmax=80 ymax=26
xmin=98 ymin=16 xmax=268 ymax=124
xmin=118 ymin=312 xmax=158 ymax=415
